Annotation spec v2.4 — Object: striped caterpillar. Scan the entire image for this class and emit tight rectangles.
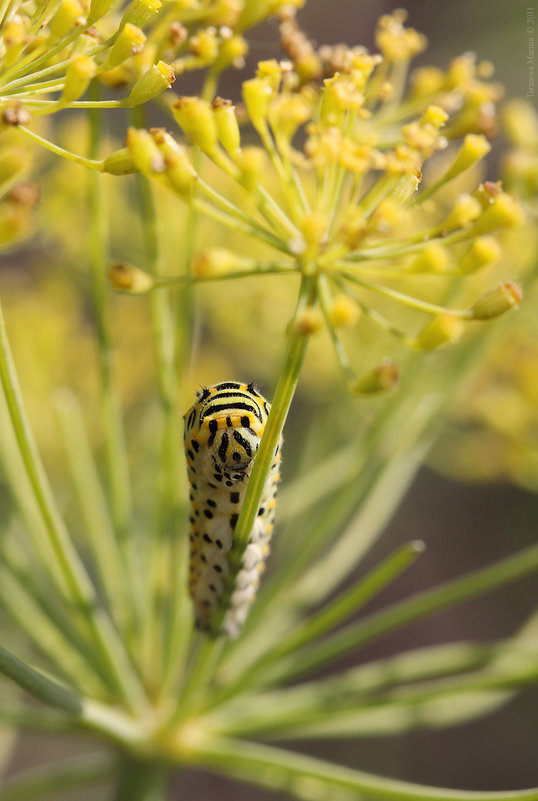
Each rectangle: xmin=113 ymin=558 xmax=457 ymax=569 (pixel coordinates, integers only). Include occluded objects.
xmin=184 ymin=381 xmax=282 ymax=638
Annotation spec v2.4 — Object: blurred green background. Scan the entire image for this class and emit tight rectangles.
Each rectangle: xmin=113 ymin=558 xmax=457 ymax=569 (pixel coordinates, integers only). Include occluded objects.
xmin=1 ymin=0 xmax=537 ymax=798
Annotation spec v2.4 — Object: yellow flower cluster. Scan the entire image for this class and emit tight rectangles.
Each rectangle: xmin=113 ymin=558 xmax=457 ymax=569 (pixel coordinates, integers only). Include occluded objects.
xmin=111 ymin=9 xmax=524 ymax=393
xmin=0 ymin=0 xmax=297 ymax=118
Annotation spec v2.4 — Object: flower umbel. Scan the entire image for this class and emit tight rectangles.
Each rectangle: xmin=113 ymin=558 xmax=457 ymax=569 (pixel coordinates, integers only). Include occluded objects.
xmin=120 ymin=9 xmax=523 ymax=391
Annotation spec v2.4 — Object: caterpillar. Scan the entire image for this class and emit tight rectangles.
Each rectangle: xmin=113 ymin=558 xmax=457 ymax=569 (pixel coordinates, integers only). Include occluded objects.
xmin=184 ymin=381 xmax=282 ymax=638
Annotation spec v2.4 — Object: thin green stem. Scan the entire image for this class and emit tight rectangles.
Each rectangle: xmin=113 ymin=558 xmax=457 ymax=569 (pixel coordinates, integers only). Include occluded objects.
xmin=0 ymin=301 xmax=147 ymax=714
xmin=174 ymin=274 xmax=313 ymax=718
xmin=0 ymin=707 xmax=75 ymax=731
xmin=1 ymin=754 xmax=113 ymax=801
xmin=185 ymin=736 xmax=538 ymax=801
xmin=17 ymin=126 xmax=104 ymax=170
xmin=210 ymin=275 xmax=313 ymax=631
xmin=0 ymin=643 xmax=83 ymax=715
xmin=339 ymin=271 xmax=473 ymax=318
xmin=134 ymin=160 xmax=189 ymax=698
xmin=268 ymin=542 xmax=538 ymax=684
xmin=151 ymin=263 xmax=296 ymax=288
xmin=88 ymin=99 xmax=136 ymax=630
xmin=54 ymin=392 xmax=131 ymax=633
xmin=194 ymin=182 xmax=292 ymax=254
xmin=0 ymin=561 xmax=105 ymax=696
xmin=263 ymin=541 xmax=425 ymax=663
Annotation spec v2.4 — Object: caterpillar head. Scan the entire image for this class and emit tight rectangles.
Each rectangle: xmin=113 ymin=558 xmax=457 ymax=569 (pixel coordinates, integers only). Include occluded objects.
xmin=210 ymin=425 xmax=260 ymax=472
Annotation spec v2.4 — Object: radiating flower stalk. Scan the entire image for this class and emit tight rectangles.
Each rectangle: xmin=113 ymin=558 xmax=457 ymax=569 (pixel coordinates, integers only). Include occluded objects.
xmin=0 ymin=5 xmax=538 ymax=801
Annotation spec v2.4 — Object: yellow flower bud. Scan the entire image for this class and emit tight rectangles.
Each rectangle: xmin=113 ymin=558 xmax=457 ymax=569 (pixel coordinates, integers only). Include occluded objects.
xmin=192 ymin=248 xmax=251 ymax=277
xmin=470 ymin=282 xmax=522 ymax=320
xmin=126 ymin=127 xmax=165 ymax=174
xmin=502 ymin=150 xmax=538 ymax=198
xmin=107 ymin=262 xmax=154 ymax=293
xmin=420 ymin=106 xmax=449 ymax=129
xmin=189 ymin=28 xmax=219 ymax=64
xmin=213 ymin=34 xmax=248 ymax=72
xmin=61 ymin=55 xmax=97 ymax=104
xmin=235 ymin=147 xmax=267 ymax=192
xmin=88 ymin=0 xmax=115 ymax=24
xmin=103 ymin=148 xmax=137 ymax=175
xmin=268 ymin=93 xmax=311 ymax=150
xmin=409 ymin=245 xmax=450 ymax=274
xmin=442 ymin=193 xmax=482 ymax=230
xmin=2 ymin=16 xmax=28 ymax=68
xmin=411 ymin=313 xmax=465 ymax=351
xmin=320 ymin=75 xmax=364 ymax=127
xmin=329 ymin=295 xmax=360 ymax=328
xmin=236 ymin=0 xmax=304 ymax=33
xmin=120 ymin=0 xmax=162 ymax=30
xmin=376 ymin=11 xmax=427 ymax=61
xmin=301 ymin=212 xmax=327 ymax=252
xmin=128 ymin=61 xmax=175 ymax=106
xmin=352 ymin=359 xmax=399 ymax=395
xmin=458 ymin=236 xmax=501 ymax=275
xmin=213 ymin=98 xmax=241 ymax=156
xmin=207 ymin=0 xmax=242 ymax=27
xmin=50 ymin=0 xmax=86 ymax=40
xmin=256 ymin=59 xmax=286 ymax=89
xmin=172 ymin=96 xmax=219 ymax=153
xmin=410 ymin=66 xmax=444 ymax=99
xmin=242 ymin=77 xmax=273 ymax=131
xmin=151 ymin=128 xmax=197 ymax=197
xmin=442 ymin=134 xmax=492 ymax=183
xmin=473 ymin=193 xmax=522 ymax=234
xmin=501 ymin=99 xmax=538 ymax=149
xmin=292 ymin=306 xmax=323 ymax=335
xmin=102 ymin=23 xmax=146 ymax=71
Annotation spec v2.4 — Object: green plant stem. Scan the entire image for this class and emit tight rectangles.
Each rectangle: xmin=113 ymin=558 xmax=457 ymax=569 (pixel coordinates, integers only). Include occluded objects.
xmin=0 ymin=561 xmax=105 ymax=696
xmin=54 ymin=391 xmax=131 ymax=634
xmin=184 ymin=736 xmax=538 ymax=801
xmin=174 ymin=274 xmax=313 ymax=717
xmin=1 ymin=754 xmax=113 ymax=801
xmin=0 ymin=707 xmax=77 ymax=731
xmin=0 ymin=643 xmax=82 ymax=715
xmin=339 ymin=272 xmax=473 ymax=318
xmin=0 ymin=301 xmax=147 ymax=714
xmin=134 ymin=163 xmax=189 ymax=697
xmin=17 ymin=126 xmax=104 ymax=170
xmin=88 ymin=99 xmax=133 ymax=573
xmin=267 ymin=542 xmax=538 ymax=685
xmin=113 ymin=756 xmax=170 ymax=801
xmin=260 ymin=540 xmax=425 ymax=663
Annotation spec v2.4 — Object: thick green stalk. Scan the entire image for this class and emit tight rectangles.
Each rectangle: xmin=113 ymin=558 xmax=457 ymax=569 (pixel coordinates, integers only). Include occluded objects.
xmin=113 ymin=756 xmax=170 ymax=801
xmin=175 ymin=275 xmax=313 ymax=716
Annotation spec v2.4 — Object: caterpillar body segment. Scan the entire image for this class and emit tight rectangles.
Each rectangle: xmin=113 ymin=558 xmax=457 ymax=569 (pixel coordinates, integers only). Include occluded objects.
xmin=184 ymin=381 xmax=282 ymax=638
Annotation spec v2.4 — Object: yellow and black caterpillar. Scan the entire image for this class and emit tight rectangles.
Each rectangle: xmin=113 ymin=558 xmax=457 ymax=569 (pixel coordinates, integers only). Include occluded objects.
xmin=184 ymin=381 xmax=282 ymax=637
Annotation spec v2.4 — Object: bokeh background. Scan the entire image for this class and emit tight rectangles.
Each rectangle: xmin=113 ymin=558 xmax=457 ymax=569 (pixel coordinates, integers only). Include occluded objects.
xmin=1 ymin=0 xmax=537 ymax=798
